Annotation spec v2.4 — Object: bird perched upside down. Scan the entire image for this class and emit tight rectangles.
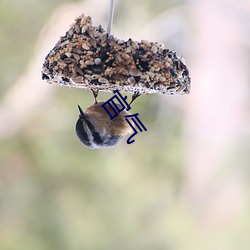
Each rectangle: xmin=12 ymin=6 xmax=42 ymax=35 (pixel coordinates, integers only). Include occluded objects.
xmin=42 ymin=13 xmax=191 ymax=149
xmin=76 ymin=92 xmax=133 ymax=149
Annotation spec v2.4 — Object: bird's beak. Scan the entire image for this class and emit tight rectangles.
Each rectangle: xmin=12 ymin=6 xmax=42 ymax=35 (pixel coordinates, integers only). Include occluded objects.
xmin=77 ymin=105 xmax=86 ymax=118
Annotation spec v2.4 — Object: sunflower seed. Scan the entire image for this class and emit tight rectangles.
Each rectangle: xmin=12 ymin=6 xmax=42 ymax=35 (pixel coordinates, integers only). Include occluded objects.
xmin=92 ymin=74 xmax=101 ymax=79
xmin=85 ymin=60 xmax=94 ymax=65
xmin=72 ymin=53 xmax=80 ymax=60
xmin=81 ymin=25 xmax=88 ymax=34
xmin=98 ymin=77 xmax=109 ymax=84
xmin=147 ymin=72 xmax=154 ymax=78
xmin=65 ymin=52 xmax=72 ymax=58
xmin=141 ymin=40 xmax=150 ymax=47
xmin=57 ymin=59 xmax=67 ymax=66
xmin=74 ymin=66 xmax=83 ymax=75
xmin=140 ymin=75 xmax=149 ymax=81
xmin=118 ymin=39 xmax=125 ymax=45
xmin=75 ymin=24 xmax=80 ymax=34
xmin=63 ymin=58 xmax=75 ymax=64
xmin=82 ymin=43 xmax=90 ymax=50
xmin=59 ymin=40 xmax=69 ymax=47
xmin=128 ymin=77 xmax=135 ymax=84
xmin=129 ymin=68 xmax=142 ymax=77
xmin=151 ymin=45 xmax=158 ymax=54
xmin=72 ymin=76 xmax=83 ymax=83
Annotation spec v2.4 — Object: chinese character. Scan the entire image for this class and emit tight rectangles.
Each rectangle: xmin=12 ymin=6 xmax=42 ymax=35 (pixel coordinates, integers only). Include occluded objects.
xmin=101 ymin=90 xmax=147 ymax=144
xmin=101 ymin=90 xmax=131 ymax=120
xmin=125 ymin=113 xmax=147 ymax=144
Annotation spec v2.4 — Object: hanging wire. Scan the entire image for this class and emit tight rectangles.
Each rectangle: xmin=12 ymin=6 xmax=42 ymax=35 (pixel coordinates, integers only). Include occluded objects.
xmin=107 ymin=0 xmax=115 ymax=34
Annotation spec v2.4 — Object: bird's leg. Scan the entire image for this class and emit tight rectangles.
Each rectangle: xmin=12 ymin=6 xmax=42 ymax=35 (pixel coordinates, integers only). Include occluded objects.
xmin=91 ymin=89 xmax=99 ymax=104
xmin=129 ymin=91 xmax=141 ymax=106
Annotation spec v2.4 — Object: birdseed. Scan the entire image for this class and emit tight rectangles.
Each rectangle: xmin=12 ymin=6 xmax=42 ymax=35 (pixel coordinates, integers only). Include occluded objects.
xmin=42 ymin=14 xmax=190 ymax=95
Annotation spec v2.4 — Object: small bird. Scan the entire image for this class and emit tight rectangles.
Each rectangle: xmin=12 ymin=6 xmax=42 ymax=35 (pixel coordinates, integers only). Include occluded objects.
xmin=75 ymin=90 xmax=134 ymax=149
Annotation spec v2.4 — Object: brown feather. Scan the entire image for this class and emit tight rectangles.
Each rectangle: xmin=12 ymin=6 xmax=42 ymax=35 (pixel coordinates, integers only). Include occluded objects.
xmin=85 ymin=102 xmax=133 ymax=136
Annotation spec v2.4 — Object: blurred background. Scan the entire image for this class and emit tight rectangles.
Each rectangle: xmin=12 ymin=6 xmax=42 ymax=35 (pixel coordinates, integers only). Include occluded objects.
xmin=1 ymin=0 xmax=250 ymax=249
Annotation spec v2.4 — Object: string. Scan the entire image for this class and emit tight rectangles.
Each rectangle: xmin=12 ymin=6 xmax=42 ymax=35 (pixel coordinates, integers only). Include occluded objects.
xmin=107 ymin=0 xmax=115 ymax=34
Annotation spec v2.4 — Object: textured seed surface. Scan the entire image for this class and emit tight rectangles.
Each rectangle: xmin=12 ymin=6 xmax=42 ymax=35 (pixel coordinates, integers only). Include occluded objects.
xmin=42 ymin=14 xmax=190 ymax=95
